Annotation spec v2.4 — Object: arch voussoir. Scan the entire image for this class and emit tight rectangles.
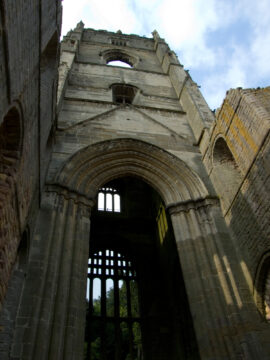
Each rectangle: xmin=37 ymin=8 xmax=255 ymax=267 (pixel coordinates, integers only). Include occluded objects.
xmin=56 ymin=138 xmax=209 ymax=205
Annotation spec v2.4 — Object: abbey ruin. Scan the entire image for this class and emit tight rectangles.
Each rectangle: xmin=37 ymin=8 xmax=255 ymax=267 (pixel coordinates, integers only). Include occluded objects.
xmin=1 ymin=2 xmax=270 ymax=359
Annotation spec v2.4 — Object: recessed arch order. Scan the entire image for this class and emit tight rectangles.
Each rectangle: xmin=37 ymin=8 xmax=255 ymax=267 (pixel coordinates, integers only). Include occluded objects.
xmin=56 ymin=138 xmax=209 ymax=206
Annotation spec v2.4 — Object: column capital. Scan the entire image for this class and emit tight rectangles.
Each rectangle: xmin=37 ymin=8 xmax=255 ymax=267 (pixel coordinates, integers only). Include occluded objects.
xmin=166 ymin=196 xmax=219 ymax=215
xmin=44 ymin=183 xmax=96 ymax=209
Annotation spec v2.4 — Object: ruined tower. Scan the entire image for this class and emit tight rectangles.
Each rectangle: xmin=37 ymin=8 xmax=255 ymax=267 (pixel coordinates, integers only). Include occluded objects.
xmin=1 ymin=7 xmax=270 ymax=359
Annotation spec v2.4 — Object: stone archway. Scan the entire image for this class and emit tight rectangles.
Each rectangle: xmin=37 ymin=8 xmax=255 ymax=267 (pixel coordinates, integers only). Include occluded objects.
xmin=15 ymin=138 xmax=266 ymax=359
xmin=56 ymin=138 xmax=209 ymax=204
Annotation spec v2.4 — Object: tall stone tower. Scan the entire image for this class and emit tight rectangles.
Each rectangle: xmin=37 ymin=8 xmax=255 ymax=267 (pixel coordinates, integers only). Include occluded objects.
xmin=1 ymin=16 xmax=270 ymax=359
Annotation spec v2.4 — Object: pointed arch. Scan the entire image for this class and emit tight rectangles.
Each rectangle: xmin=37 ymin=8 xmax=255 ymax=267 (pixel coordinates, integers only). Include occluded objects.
xmin=55 ymin=138 xmax=209 ymax=205
xmin=0 ymin=103 xmax=23 ymax=306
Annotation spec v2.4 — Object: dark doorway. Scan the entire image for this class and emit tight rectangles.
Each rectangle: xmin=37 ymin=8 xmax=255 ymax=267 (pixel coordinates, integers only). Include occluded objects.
xmin=85 ymin=177 xmax=200 ymax=360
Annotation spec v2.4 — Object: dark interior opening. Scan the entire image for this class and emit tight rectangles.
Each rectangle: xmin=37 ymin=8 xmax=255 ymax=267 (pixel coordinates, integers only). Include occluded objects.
xmin=85 ymin=177 xmax=200 ymax=360
xmin=111 ymin=84 xmax=137 ymax=105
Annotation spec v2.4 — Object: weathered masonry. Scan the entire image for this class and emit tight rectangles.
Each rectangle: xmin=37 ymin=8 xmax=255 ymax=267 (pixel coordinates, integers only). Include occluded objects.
xmin=1 ymin=6 xmax=270 ymax=359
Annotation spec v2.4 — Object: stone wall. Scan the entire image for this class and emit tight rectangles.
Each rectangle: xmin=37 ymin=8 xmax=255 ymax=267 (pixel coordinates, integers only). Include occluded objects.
xmin=1 ymin=14 xmax=270 ymax=358
xmin=202 ymin=87 xmax=270 ymax=297
xmin=0 ymin=1 xmax=61 ymax=358
xmin=40 ymin=26 xmax=270 ymax=359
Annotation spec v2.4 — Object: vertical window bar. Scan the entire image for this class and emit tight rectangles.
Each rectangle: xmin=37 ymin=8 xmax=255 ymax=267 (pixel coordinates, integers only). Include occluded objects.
xmin=101 ymin=276 xmax=106 ymax=317
xmin=86 ymin=250 xmax=141 ymax=359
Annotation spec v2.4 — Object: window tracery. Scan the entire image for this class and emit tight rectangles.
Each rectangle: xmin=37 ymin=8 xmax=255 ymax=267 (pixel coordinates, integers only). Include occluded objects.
xmin=100 ymin=49 xmax=138 ymax=68
xmin=111 ymin=84 xmax=137 ymax=104
xmin=98 ymin=187 xmax=121 ymax=212
xmin=85 ymin=249 xmax=142 ymax=359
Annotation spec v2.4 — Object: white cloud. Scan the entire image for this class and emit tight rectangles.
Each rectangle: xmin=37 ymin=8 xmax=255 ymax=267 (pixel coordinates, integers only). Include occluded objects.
xmin=152 ymin=0 xmax=219 ymax=67
xmin=62 ymin=0 xmax=142 ymax=35
xmin=245 ymin=1 xmax=270 ymax=81
xmin=61 ymin=0 xmax=89 ymax=35
xmin=197 ymin=44 xmax=250 ymax=109
xmin=251 ymin=33 xmax=270 ymax=79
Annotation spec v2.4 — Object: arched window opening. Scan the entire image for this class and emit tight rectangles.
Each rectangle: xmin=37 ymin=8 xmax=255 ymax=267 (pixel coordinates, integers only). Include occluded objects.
xmin=111 ymin=84 xmax=138 ymax=105
xmin=97 ymin=187 xmax=121 ymax=212
xmin=212 ymin=137 xmax=242 ymax=210
xmin=102 ymin=49 xmax=136 ymax=68
xmin=85 ymin=249 xmax=141 ymax=359
xmin=213 ymin=137 xmax=238 ymax=167
xmin=0 ymin=107 xmax=21 ymax=170
xmin=0 ymin=106 xmax=22 ymax=307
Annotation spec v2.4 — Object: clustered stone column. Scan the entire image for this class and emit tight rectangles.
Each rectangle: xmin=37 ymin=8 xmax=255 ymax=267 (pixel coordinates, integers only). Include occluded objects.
xmin=12 ymin=187 xmax=93 ymax=360
xmin=168 ymin=197 xmax=265 ymax=359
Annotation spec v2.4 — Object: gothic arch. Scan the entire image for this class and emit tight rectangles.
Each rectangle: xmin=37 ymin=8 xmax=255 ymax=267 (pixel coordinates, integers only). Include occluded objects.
xmin=0 ymin=103 xmax=23 ymax=199
xmin=0 ymin=104 xmax=23 ymax=158
xmin=22 ymin=139 xmax=256 ymax=359
xmin=0 ymin=103 xmax=23 ymax=305
xmin=55 ymin=138 xmax=209 ymax=205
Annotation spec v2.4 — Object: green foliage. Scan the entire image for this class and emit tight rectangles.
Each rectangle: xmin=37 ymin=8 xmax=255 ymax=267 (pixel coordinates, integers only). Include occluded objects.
xmin=90 ymin=336 xmax=101 ymax=360
xmin=106 ymin=286 xmax=114 ymax=316
xmin=85 ymin=281 xmax=142 ymax=359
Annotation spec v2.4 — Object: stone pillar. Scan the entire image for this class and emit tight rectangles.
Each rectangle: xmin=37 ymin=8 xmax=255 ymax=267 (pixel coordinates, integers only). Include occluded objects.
xmin=57 ymin=22 xmax=84 ymax=109
xmin=168 ymin=197 xmax=266 ymax=359
xmin=12 ymin=187 xmax=93 ymax=360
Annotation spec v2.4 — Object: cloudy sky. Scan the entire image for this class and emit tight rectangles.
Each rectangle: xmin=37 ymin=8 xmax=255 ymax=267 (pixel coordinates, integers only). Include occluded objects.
xmin=61 ymin=0 xmax=270 ymax=110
